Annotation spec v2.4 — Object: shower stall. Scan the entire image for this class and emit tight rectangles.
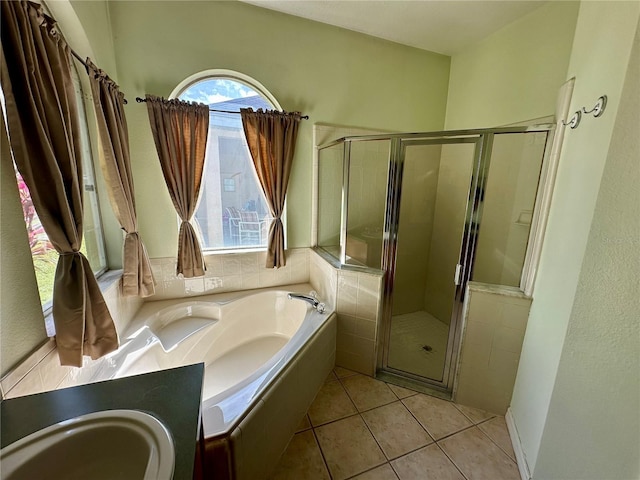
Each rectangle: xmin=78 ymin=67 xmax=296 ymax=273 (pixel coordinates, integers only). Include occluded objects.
xmin=316 ymin=126 xmax=553 ymax=393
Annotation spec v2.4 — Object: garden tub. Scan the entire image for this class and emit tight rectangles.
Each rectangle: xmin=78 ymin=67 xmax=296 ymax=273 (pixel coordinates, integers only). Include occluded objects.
xmin=78 ymin=283 xmax=336 ymax=479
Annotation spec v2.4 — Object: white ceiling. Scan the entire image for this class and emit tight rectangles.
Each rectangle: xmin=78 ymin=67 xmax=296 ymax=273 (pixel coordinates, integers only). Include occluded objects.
xmin=240 ymin=0 xmax=547 ymax=55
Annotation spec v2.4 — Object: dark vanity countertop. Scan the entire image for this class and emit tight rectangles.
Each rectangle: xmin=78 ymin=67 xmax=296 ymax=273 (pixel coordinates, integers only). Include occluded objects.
xmin=0 ymin=363 xmax=204 ymax=480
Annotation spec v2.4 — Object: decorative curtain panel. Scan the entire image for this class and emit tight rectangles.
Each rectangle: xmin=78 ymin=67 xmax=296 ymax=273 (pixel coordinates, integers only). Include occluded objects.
xmin=1 ymin=1 xmax=118 ymax=366
xmin=86 ymin=60 xmax=155 ymax=297
xmin=240 ymin=108 xmax=301 ymax=268
xmin=145 ymin=95 xmax=208 ymax=278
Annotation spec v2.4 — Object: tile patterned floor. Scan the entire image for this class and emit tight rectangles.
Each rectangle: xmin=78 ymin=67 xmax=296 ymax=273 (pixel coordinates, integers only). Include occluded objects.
xmin=269 ymin=368 xmax=520 ymax=480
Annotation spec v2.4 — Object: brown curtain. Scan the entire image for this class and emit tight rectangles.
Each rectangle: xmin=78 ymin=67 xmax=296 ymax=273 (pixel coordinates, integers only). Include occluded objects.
xmin=145 ymin=95 xmax=208 ymax=277
xmin=86 ymin=60 xmax=155 ymax=297
xmin=1 ymin=1 xmax=118 ymax=366
xmin=240 ymin=108 xmax=301 ymax=268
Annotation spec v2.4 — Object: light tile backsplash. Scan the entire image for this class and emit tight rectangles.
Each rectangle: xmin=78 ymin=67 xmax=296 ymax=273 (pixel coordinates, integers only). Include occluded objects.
xmin=453 ymin=282 xmax=532 ymax=415
xmin=150 ymin=248 xmax=310 ymax=300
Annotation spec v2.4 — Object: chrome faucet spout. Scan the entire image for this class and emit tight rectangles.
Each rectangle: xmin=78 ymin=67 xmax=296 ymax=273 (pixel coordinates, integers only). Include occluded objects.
xmin=287 ymin=293 xmax=326 ymax=313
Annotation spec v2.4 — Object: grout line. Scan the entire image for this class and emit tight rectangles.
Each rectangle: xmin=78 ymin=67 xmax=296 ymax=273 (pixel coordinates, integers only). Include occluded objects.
xmin=432 ymin=423 xmax=477 ymax=443
xmin=399 ymin=398 xmax=437 ymax=444
xmin=311 ymin=424 xmax=334 ymax=480
xmin=337 ymin=375 xmax=400 ymax=414
xmin=388 ymin=460 xmax=402 ymax=479
xmin=358 ymin=406 xmax=390 ymax=460
xmin=344 ymin=462 xmax=397 ymax=480
xmin=386 ymin=441 xmax=435 ymax=463
xmin=475 ymin=421 xmax=518 ymax=464
xmin=451 ymin=402 xmax=497 ymax=425
xmin=435 ymin=441 xmax=471 ymax=480
xmin=311 ymin=411 xmax=360 ymax=429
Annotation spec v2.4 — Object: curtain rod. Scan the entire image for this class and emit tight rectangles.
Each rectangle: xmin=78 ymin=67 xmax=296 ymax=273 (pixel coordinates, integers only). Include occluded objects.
xmin=70 ymin=49 xmax=128 ymax=104
xmin=135 ymin=97 xmax=308 ymax=120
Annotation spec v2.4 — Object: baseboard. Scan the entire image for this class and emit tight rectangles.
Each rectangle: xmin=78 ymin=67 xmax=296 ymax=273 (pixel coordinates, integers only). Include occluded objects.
xmin=505 ymin=408 xmax=532 ymax=480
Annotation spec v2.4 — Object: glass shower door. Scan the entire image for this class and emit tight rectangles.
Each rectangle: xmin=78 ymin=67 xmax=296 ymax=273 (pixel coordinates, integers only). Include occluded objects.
xmin=385 ymin=139 xmax=478 ymax=386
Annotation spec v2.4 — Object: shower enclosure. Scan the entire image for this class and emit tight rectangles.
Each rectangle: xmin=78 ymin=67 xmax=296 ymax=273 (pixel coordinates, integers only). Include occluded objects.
xmin=316 ymin=126 xmax=553 ymax=393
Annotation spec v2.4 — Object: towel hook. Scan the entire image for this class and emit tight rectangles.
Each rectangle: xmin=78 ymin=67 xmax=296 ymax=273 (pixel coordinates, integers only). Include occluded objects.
xmin=562 ymin=110 xmax=582 ymax=129
xmin=583 ymin=95 xmax=607 ymax=118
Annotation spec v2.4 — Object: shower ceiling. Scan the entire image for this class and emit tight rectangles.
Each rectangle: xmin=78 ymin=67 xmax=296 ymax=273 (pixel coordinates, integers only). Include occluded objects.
xmin=239 ymin=0 xmax=547 ymax=55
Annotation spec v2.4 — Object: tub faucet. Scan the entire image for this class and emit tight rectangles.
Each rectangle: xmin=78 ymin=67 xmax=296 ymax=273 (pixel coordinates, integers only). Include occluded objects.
xmin=288 ymin=292 xmax=325 ymax=313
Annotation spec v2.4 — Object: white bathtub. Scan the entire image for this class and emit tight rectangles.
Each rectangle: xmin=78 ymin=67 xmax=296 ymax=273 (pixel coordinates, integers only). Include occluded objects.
xmin=78 ymin=283 xmax=336 ymax=479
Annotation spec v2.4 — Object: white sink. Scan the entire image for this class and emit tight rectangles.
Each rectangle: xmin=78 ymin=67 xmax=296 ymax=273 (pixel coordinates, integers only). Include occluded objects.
xmin=0 ymin=409 xmax=175 ymax=480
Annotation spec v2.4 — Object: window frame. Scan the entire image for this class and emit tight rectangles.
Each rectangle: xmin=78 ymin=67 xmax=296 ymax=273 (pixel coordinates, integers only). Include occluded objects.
xmin=70 ymin=60 xmax=109 ymax=279
xmin=170 ymin=69 xmax=286 ymax=254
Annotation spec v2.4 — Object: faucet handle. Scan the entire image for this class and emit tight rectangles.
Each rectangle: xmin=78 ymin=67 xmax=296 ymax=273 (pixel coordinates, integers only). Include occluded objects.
xmin=316 ymin=302 xmax=325 ymax=314
xmin=309 ymin=290 xmax=318 ymax=299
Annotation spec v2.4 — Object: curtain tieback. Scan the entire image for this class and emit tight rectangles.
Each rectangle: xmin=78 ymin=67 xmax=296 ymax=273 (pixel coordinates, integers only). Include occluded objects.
xmin=59 ymin=251 xmax=83 ymax=256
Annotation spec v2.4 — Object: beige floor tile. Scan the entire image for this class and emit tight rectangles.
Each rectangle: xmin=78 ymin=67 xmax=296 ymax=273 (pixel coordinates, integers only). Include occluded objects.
xmin=391 ymin=444 xmax=465 ymax=480
xmin=334 ymin=366 xmax=359 ymax=378
xmin=269 ymin=430 xmax=330 ymax=480
xmin=454 ymin=403 xmax=495 ymax=424
xmin=386 ymin=383 xmax=419 ymax=399
xmin=325 ymin=371 xmax=338 ymax=383
xmin=315 ymin=415 xmax=386 ymax=480
xmin=351 ymin=463 xmax=399 ymax=480
xmin=477 ymin=416 xmax=516 ymax=461
xmin=403 ymin=394 xmax=472 ymax=440
xmin=439 ymin=427 xmax=520 ymax=480
xmin=295 ymin=414 xmax=311 ymax=433
xmin=362 ymin=401 xmax=433 ymax=459
xmin=308 ymin=380 xmax=357 ymax=426
xmin=341 ymin=374 xmax=398 ymax=411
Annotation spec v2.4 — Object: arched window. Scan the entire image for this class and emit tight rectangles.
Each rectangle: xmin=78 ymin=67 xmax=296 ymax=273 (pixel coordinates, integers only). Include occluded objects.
xmin=172 ymin=70 xmax=280 ymax=251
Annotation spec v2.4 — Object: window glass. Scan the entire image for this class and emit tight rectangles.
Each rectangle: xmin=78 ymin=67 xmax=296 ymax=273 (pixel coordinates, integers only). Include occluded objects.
xmin=177 ymin=76 xmax=275 ymax=250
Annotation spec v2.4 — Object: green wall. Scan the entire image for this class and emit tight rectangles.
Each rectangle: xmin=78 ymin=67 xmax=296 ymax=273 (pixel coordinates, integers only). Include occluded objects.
xmin=444 ymin=1 xmax=639 ymax=475
xmin=0 ymin=114 xmax=47 ymax=376
xmin=106 ymin=1 xmax=450 ymax=257
xmin=510 ymin=2 xmax=640 ymax=475
xmin=534 ymin=19 xmax=639 ymax=479
xmin=445 ymin=1 xmax=579 ymax=129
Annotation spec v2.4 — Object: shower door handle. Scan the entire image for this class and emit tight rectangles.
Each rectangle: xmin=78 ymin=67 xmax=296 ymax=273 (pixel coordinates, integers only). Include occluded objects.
xmin=454 ymin=264 xmax=462 ymax=286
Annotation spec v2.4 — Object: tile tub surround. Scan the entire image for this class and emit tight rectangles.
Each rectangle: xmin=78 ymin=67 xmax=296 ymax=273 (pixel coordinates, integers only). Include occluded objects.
xmin=3 ymin=249 xmax=312 ymax=400
xmin=204 ymin=313 xmax=337 ymax=480
xmin=149 ymin=248 xmax=311 ymax=300
xmin=1 ymin=271 xmax=143 ymax=399
xmin=454 ymin=282 xmax=532 ymax=415
xmin=270 ymin=368 xmax=520 ymax=480
xmin=310 ymin=249 xmax=385 ymax=376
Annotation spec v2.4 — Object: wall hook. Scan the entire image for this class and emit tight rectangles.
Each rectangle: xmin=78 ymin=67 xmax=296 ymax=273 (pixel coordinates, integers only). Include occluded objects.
xmin=562 ymin=110 xmax=582 ymax=129
xmin=583 ymin=95 xmax=607 ymax=118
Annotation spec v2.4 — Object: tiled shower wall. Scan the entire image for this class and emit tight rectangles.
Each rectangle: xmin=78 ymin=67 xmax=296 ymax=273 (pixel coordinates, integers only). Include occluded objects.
xmin=454 ymin=282 xmax=532 ymax=414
